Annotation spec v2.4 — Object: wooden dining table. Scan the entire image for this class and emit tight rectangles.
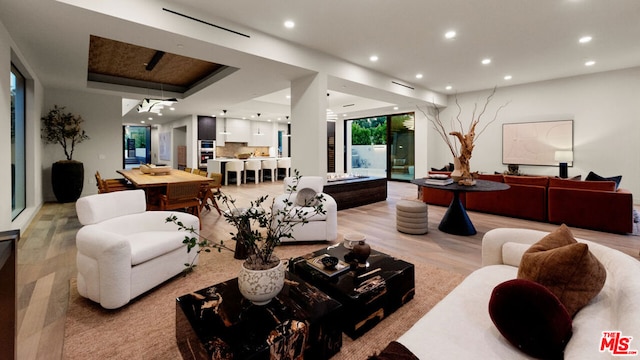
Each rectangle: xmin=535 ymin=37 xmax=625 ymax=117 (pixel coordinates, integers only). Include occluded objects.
xmin=117 ymin=169 xmax=213 ymax=210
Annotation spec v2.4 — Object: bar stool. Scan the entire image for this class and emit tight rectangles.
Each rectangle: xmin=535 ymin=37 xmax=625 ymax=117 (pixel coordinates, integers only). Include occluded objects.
xmin=244 ymin=160 xmax=261 ymax=184
xmin=277 ymin=158 xmax=291 ymax=180
xmin=261 ymin=159 xmax=277 ymax=182
xmin=225 ymin=161 xmax=244 ymax=186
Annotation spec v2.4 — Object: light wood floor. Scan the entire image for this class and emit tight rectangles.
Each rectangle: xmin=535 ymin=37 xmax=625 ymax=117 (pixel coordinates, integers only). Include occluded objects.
xmin=16 ymin=180 xmax=640 ymax=359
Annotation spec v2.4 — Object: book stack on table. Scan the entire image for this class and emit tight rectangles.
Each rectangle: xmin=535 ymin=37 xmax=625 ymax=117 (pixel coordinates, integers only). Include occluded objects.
xmin=424 ymin=174 xmax=453 ymax=185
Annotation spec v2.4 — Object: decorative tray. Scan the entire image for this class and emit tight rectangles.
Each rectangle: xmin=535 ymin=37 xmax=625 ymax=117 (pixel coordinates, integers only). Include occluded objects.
xmin=140 ymin=164 xmax=172 ymax=175
xmin=306 ymin=254 xmax=351 ymax=277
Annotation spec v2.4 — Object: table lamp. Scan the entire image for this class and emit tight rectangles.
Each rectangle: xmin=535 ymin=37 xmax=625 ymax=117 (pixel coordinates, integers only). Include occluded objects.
xmin=555 ymin=150 xmax=573 ymax=178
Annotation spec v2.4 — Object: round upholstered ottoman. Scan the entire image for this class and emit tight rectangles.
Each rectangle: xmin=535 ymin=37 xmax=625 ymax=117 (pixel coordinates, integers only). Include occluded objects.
xmin=396 ymin=200 xmax=428 ymax=234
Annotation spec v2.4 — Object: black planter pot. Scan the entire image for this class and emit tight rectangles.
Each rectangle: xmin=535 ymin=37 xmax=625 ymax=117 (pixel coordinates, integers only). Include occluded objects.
xmin=52 ymin=160 xmax=84 ymax=203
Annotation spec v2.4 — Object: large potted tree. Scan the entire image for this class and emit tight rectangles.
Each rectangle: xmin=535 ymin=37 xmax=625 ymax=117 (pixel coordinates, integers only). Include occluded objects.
xmin=41 ymin=105 xmax=90 ymax=203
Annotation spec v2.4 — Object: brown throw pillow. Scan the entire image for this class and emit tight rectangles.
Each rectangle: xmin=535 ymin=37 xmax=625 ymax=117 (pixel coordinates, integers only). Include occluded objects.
xmin=517 ymin=224 xmax=606 ymax=317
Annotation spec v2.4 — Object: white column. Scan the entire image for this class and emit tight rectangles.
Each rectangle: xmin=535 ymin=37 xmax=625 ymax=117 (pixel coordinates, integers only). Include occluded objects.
xmin=290 ymin=73 xmax=327 ymax=177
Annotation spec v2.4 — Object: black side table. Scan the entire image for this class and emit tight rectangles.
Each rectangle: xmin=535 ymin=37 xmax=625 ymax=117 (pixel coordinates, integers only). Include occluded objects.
xmin=411 ymin=179 xmax=509 ymax=235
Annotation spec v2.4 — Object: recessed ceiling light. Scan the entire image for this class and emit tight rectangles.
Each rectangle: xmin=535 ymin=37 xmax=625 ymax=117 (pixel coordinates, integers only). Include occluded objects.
xmin=286 ymin=95 xmax=291 ymax=99
xmin=284 ymin=20 xmax=295 ymax=29
xmin=140 ymin=120 xmax=145 ymax=124
xmin=393 ymin=106 xmax=399 ymax=110
xmin=369 ymin=55 xmax=379 ymax=62
xmin=158 ymin=113 xmax=163 ymax=116
xmin=445 ymin=85 xmax=453 ymax=90
xmin=585 ymin=60 xmax=596 ymax=66
xmin=579 ymin=36 xmax=592 ymax=44
xmin=169 ymin=107 xmax=175 ymax=111
xmin=415 ymin=73 xmax=423 ymax=79
xmin=444 ymin=30 xmax=457 ymax=39
xmin=481 ymin=58 xmax=492 ymax=65
xmin=504 ymin=75 xmax=512 ymax=80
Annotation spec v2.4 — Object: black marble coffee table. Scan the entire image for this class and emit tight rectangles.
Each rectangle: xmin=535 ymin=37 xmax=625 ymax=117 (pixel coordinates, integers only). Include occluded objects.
xmin=291 ymin=245 xmax=415 ymax=339
xmin=176 ymin=272 xmax=342 ymax=360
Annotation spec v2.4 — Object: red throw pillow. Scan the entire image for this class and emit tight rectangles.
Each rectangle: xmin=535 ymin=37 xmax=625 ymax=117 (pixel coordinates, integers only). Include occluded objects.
xmin=489 ymin=279 xmax=573 ymax=359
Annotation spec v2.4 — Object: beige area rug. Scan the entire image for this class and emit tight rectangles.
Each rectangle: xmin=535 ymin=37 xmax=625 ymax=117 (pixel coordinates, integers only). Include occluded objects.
xmin=63 ymin=243 xmax=465 ymax=359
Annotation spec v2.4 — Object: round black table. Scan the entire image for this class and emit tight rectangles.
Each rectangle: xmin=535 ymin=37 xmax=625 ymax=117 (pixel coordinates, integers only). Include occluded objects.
xmin=411 ymin=179 xmax=510 ymax=236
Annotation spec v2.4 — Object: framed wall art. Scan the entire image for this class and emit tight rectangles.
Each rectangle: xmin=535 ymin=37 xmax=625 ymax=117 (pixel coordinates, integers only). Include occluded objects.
xmin=502 ymin=120 xmax=573 ymax=166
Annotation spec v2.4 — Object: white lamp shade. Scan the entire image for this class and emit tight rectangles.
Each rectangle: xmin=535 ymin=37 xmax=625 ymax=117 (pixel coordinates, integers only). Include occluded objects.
xmin=554 ymin=150 xmax=574 ymax=162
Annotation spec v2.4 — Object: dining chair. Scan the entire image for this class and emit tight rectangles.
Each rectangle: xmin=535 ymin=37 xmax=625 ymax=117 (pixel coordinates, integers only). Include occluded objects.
xmin=244 ymin=160 xmax=262 ymax=184
xmin=261 ymin=159 xmax=277 ymax=183
xmin=184 ymin=167 xmax=193 ymax=173
xmin=200 ymin=172 xmax=222 ymax=215
xmin=160 ymin=182 xmax=202 ymax=225
xmin=94 ymin=171 xmax=134 ymax=193
xmin=225 ymin=161 xmax=244 ymax=186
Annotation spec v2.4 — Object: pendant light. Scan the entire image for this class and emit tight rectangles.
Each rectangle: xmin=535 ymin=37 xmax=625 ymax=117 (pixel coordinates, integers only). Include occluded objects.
xmin=219 ymin=110 xmax=231 ymax=135
xmin=254 ymin=113 xmax=264 ymax=135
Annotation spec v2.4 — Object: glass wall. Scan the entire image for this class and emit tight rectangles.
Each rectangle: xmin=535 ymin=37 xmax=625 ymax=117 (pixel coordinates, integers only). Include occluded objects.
xmin=11 ymin=65 xmax=26 ymax=220
xmin=123 ymin=125 xmax=151 ymax=169
xmin=345 ymin=112 xmax=415 ymax=181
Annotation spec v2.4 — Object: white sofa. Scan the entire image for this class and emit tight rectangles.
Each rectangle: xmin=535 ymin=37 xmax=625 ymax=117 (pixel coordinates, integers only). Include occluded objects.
xmin=272 ymin=176 xmax=338 ymax=242
xmin=75 ymin=189 xmax=199 ymax=309
xmin=397 ymin=228 xmax=640 ymax=359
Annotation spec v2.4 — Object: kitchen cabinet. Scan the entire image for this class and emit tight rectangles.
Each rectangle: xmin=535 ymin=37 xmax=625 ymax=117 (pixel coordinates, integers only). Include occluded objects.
xmin=197 ymin=116 xmax=216 ymax=140
xmin=225 ymin=118 xmax=251 ymax=143
xmin=249 ymin=121 xmax=273 ymax=146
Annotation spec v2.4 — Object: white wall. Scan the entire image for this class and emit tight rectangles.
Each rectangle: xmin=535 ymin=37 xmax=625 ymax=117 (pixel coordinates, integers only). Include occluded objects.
xmin=0 ymin=22 xmax=44 ymax=233
xmin=429 ymin=67 xmax=640 ymax=200
xmin=42 ymin=88 xmax=123 ymax=200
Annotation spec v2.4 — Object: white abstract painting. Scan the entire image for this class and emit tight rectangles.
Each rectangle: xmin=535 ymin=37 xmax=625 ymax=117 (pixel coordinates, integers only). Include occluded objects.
xmin=502 ymin=120 xmax=573 ymax=166
xmin=159 ymin=132 xmax=171 ymax=161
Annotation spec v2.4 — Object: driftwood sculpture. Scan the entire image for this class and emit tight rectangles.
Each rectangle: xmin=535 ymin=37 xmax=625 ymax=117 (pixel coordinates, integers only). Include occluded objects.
xmin=419 ymin=87 xmax=509 ymax=185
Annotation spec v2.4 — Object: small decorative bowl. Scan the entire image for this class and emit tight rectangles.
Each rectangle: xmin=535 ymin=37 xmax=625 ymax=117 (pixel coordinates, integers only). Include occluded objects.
xmin=344 ymin=233 xmax=366 ymax=249
xmin=321 ymin=256 xmax=339 ymax=269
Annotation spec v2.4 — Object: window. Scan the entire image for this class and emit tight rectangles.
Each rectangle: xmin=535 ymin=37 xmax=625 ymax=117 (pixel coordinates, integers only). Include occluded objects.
xmin=11 ymin=64 xmax=26 ymax=219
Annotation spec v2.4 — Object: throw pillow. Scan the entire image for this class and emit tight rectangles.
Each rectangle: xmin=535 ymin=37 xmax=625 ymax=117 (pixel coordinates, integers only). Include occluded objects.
xmin=517 ymin=224 xmax=606 ymax=317
xmin=586 ymin=171 xmax=622 ymax=190
xmin=367 ymin=341 xmax=419 ymax=360
xmin=489 ymin=279 xmax=573 ymax=359
xmin=295 ymin=187 xmax=319 ymax=207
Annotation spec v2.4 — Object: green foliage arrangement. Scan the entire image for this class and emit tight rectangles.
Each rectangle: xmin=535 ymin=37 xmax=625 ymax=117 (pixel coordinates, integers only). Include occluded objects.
xmin=167 ymin=170 xmax=327 ymax=272
xmin=41 ymin=105 xmax=90 ymax=161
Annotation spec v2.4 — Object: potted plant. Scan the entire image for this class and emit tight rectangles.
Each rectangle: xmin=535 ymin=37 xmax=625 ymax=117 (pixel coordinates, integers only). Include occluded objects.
xmin=167 ymin=170 xmax=326 ymax=305
xmin=41 ymin=105 xmax=90 ymax=202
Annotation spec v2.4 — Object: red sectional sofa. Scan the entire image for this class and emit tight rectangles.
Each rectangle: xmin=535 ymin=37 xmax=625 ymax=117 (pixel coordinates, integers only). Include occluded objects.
xmin=421 ymin=173 xmax=633 ymax=234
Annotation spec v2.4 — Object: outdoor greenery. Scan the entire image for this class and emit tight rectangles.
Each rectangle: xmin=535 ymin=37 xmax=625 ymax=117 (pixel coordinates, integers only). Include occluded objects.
xmin=351 ymin=117 xmax=387 ymax=145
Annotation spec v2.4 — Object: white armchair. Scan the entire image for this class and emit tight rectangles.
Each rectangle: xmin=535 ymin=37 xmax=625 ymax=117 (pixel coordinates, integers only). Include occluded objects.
xmin=272 ymin=176 xmax=338 ymax=242
xmin=75 ymin=190 xmax=199 ymax=309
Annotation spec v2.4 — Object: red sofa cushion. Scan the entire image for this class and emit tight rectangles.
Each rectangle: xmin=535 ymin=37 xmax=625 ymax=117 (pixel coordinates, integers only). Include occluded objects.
xmin=504 ymin=175 xmax=549 ymax=187
xmin=548 ymin=178 xmax=616 ymax=192
xmin=477 ymin=173 xmax=504 ymax=182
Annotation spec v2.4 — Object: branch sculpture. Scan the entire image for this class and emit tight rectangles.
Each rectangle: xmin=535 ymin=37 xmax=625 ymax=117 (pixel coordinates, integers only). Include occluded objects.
xmin=418 ymin=87 xmax=510 ymax=184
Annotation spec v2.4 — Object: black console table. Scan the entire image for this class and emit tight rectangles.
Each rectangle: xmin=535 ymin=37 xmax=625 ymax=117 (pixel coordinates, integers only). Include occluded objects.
xmin=411 ymin=179 xmax=509 ymax=236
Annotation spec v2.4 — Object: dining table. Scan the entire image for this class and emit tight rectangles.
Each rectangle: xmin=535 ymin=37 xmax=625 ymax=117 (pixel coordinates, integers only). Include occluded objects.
xmin=117 ymin=168 xmax=213 ymax=210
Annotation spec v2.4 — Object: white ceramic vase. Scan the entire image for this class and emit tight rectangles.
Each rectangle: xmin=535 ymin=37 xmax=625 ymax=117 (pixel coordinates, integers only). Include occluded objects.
xmin=237 ymin=259 xmax=286 ymax=305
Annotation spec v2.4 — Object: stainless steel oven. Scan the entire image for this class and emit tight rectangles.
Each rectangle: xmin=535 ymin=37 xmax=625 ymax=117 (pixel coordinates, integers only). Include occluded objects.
xmin=198 ymin=140 xmax=216 ymax=166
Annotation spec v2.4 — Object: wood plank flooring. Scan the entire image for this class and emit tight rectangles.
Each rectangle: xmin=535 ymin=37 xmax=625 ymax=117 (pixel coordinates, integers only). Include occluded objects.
xmin=16 ymin=180 xmax=640 ymax=359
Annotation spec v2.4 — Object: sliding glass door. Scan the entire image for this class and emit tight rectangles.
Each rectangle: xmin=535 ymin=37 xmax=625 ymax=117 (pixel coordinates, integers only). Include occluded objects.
xmin=344 ymin=112 xmax=415 ymax=181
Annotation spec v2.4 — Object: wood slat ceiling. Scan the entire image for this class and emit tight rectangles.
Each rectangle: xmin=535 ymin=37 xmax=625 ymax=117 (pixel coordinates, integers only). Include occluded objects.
xmin=87 ymin=35 xmax=226 ymax=92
